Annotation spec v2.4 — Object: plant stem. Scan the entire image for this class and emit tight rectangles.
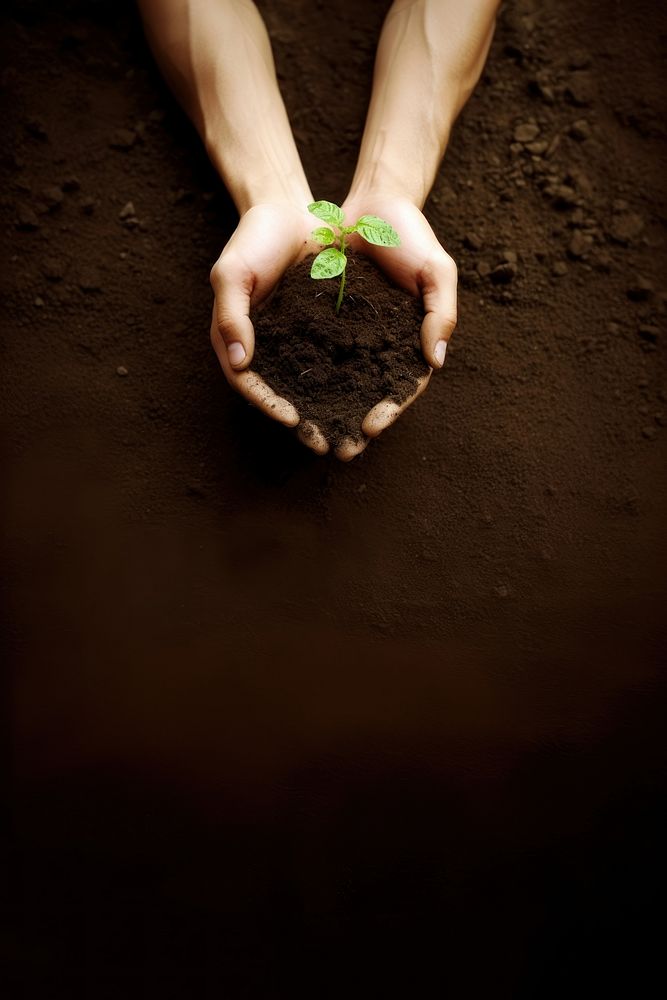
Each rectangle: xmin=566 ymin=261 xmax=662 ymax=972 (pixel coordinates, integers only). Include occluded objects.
xmin=335 ymin=231 xmax=347 ymax=315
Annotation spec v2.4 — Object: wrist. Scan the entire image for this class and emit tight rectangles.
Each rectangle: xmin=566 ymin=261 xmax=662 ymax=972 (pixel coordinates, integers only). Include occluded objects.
xmin=348 ymin=120 xmax=452 ymax=212
xmin=226 ymin=167 xmax=312 ymax=216
xmin=347 ymin=158 xmax=432 ymax=211
xmin=205 ymin=143 xmax=310 ymax=217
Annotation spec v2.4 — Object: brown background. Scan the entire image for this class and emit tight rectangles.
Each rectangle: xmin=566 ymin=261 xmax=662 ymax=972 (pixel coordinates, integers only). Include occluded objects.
xmin=2 ymin=0 xmax=666 ymax=996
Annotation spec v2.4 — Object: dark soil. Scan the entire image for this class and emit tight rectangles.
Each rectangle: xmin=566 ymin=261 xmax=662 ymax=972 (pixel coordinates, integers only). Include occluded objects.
xmin=252 ymin=254 xmax=427 ymax=443
xmin=2 ymin=1 xmax=666 ymax=997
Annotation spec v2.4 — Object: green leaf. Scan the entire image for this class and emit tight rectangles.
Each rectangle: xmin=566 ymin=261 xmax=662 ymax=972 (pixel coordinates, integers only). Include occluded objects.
xmin=310 ymin=248 xmax=347 ymax=280
xmin=308 ymin=200 xmax=344 ymax=228
xmin=355 ymin=214 xmax=401 ymax=247
xmin=311 ymin=226 xmax=335 ymax=245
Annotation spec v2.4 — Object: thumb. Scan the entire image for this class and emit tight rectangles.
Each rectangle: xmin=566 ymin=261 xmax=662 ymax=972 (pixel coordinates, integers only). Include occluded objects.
xmin=419 ymin=253 xmax=457 ymax=369
xmin=210 ymin=259 xmax=255 ymax=371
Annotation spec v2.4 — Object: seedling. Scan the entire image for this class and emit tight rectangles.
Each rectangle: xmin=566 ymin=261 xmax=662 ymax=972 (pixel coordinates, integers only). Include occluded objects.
xmin=308 ymin=201 xmax=400 ymax=314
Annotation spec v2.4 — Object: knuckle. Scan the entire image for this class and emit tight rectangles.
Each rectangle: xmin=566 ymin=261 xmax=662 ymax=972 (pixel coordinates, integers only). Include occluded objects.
xmin=209 ymin=260 xmax=223 ymax=290
xmin=209 ymin=251 xmax=236 ymax=290
xmin=444 ymin=254 xmax=458 ymax=282
xmin=215 ymin=313 xmax=236 ymax=343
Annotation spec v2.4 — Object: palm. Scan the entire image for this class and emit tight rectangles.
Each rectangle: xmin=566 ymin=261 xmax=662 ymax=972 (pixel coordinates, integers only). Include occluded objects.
xmin=343 ymin=195 xmax=442 ymax=294
xmin=222 ymin=203 xmax=313 ymax=301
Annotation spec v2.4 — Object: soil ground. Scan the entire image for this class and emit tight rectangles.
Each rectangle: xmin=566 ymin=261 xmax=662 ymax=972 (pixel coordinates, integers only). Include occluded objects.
xmin=2 ymin=0 xmax=666 ymax=996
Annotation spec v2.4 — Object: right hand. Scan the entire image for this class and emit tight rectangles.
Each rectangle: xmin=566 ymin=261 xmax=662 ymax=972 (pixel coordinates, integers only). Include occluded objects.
xmin=209 ymin=202 xmax=316 ymax=431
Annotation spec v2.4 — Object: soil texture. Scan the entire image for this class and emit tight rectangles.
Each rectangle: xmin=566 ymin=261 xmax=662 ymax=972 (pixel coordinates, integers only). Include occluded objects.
xmin=2 ymin=0 xmax=666 ymax=997
xmin=252 ymin=255 xmax=427 ymax=444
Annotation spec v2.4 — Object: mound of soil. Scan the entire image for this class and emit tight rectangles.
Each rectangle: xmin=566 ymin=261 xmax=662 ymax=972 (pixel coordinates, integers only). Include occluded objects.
xmin=251 ymin=255 xmax=428 ymax=444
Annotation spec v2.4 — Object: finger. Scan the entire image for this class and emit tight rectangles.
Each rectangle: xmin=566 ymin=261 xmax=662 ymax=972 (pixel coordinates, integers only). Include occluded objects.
xmin=234 ymin=370 xmax=300 ymax=427
xmin=210 ymin=310 xmax=299 ymax=427
xmin=361 ymin=371 xmax=432 ymax=438
xmin=334 ymin=435 xmax=369 ymax=462
xmin=420 ymin=254 xmax=457 ymax=369
xmin=210 ymin=258 xmax=255 ymax=370
xmin=297 ymin=421 xmax=330 ymax=455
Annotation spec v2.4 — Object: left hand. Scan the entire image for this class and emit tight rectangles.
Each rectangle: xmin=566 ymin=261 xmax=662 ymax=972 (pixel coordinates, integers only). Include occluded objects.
xmin=209 ymin=202 xmax=317 ymax=430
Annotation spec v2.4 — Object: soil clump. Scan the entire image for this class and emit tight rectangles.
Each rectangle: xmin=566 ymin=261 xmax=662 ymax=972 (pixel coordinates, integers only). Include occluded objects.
xmin=251 ymin=255 xmax=428 ymax=445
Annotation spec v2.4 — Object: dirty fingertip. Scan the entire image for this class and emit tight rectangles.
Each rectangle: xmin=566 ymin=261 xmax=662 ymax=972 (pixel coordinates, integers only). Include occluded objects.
xmin=278 ymin=402 xmax=300 ymax=427
xmin=297 ymin=421 xmax=329 ymax=454
xmin=362 ymin=400 xmax=400 ymax=438
xmin=335 ymin=436 xmax=368 ymax=462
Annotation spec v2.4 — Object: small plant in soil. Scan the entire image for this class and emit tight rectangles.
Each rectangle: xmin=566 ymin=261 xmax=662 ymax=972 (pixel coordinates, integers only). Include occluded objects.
xmin=308 ymin=200 xmax=400 ymax=314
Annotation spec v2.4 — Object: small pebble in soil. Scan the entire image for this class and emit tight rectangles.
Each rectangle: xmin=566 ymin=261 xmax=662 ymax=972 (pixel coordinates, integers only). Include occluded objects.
xmin=545 ymin=134 xmax=561 ymax=158
xmin=79 ymin=196 xmax=96 ymax=215
xmin=569 ymin=119 xmax=591 ymax=141
xmin=513 ymin=122 xmax=540 ymax=143
xmin=608 ymin=210 xmax=644 ymax=243
xmin=116 ymin=365 xmax=129 ymax=377
xmin=34 ymin=296 xmax=44 ymax=308
xmin=490 ymin=262 xmax=517 ymax=284
xmin=119 ymin=201 xmax=136 ymax=219
xmin=552 ymin=261 xmax=568 ymax=277
xmin=565 ymin=74 xmax=595 ymax=106
xmin=568 ymin=231 xmax=593 ymax=259
xmin=464 ymin=232 xmax=483 ymax=251
xmin=24 ymin=117 xmax=48 ymax=141
xmin=40 ymin=185 xmax=64 ymax=210
xmin=568 ymin=49 xmax=592 ymax=70
xmin=626 ymin=276 xmax=654 ymax=301
xmin=41 ymin=257 xmax=66 ymax=281
xmin=79 ymin=268 xmax=102 ymax=292
xmin=171 ymin=188 xmax=194 ymax=205
xmin=15 ymin=204 xmax=39 ymax=230
xmin=593 ymin=251 xmax=612 ymax=273
xmin=109 ymin=128 xmax=136 ymax=150
xmin=642 ymin=426 xmax=657 ymax=440
xmin=551 ymin=185 xmax=578 ymax=210
xmin=528 ymin=74 xmax=555 ymax=104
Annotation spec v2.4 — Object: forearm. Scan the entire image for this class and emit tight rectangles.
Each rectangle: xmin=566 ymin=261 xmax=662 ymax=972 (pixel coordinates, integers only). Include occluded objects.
xmin=138 ymin=0 xmax=311 ymax=213
xmin=349 ymin=0 xmax=499 ymax=208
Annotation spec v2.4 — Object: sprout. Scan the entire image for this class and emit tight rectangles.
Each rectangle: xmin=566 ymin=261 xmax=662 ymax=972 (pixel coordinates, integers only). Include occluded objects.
xmin=308 ymin=200 xmax=400 ymax=314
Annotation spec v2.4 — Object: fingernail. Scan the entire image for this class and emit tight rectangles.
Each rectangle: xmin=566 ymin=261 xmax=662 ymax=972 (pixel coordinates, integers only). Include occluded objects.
xmin=227 ymin=341 xmax=246 ymax=367
xmin=434 ymin=340 xmax=447 ymax=368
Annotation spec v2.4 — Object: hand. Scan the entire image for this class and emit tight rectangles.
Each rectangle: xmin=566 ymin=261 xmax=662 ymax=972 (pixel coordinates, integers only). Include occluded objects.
xmin=329 ymin=193 xmax=457 ymax=458
xmin=209 ymin=202 xmax=315 ymax=429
